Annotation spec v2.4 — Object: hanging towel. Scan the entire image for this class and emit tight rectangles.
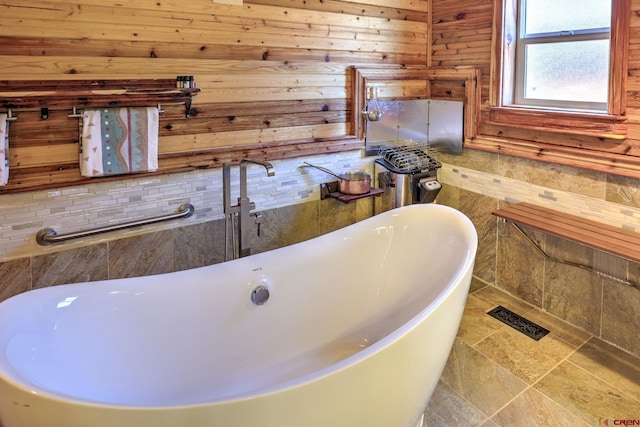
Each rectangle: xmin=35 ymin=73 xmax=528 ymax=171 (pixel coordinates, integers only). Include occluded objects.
xmin=80 ymin=107 xmax=159 ymax=177
xmin=0 ymin=114 xmax=9 ymax=186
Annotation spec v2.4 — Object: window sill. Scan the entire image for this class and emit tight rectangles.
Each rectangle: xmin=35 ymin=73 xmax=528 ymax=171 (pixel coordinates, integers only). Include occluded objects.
xmin=488 ymin=106 xmax=627 ymax=140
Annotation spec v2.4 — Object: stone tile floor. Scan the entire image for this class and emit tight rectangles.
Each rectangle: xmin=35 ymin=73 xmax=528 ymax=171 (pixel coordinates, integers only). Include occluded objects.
xmin=423 ymin=284 xmax=640 ymax=427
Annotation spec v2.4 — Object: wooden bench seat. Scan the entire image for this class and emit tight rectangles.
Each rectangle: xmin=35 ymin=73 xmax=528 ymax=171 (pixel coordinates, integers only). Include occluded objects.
xmin=492 ymin=202 xmax=640 ymax=263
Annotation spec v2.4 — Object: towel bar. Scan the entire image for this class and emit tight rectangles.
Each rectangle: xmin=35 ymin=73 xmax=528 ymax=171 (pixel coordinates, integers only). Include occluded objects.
xmin=36 ymin=203 xmax=194 ymax=246
xmin=68 ymin=105 xmax=166 ymax=118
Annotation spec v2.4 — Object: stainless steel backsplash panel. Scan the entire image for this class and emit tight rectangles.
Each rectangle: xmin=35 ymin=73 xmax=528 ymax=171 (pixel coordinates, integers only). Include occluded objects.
xmin=365 ymin=99 xmax=463 ymax=155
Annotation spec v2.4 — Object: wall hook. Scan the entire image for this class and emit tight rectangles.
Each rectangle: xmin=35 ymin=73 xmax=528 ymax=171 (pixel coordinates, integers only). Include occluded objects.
xmin=5 ymin=108 xmax=18 ymax=122
xmin=185 ymin=96 xmax=193 ymax=118
xmin=40 ymin=108 xmax=49 ymax=120
xmin=68 ymin=106 xmax=82 ymax=118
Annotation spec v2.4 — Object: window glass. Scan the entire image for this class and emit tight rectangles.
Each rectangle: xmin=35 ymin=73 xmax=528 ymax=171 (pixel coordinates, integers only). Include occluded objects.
xmin=515 ymin=0 xmax=611 ymax=111
xmin=489 ymin=0 xmax=628 ymax=143
xmin=523 ymin=0 xmax=611 ymax=35
xmin=524 ymin=39 xmax=610 ymax=104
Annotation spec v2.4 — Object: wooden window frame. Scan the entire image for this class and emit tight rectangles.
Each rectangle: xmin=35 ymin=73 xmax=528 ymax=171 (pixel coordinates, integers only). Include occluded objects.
xmin=489 ymin=0 xmax=630 ymax=140
xmin=352 ymin=65 xmax=481 ymax=142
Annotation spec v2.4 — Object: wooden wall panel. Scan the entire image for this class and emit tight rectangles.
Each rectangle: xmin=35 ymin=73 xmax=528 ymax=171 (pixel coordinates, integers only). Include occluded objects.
xmin=432 ymin=0 xmax=640 ymax=177
xmin=0 ymin=0 xmax=429 ymax=193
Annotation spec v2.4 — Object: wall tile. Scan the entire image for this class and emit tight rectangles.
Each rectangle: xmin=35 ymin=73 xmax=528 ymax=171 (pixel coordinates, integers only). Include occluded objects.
xmin=0 ymin=258 xmax=31 ymax=302
xmin=438 ymin=149 xmax=496 ymax=174
xmin=435 ymin=181 xmax=461 ymax=210
xmin=277 ymin=201 xmax=320 ymax=247
xmin=439 ymin=162 xmax=640 ymax=232
xmin=459 ymin=189 xmax=497 ymax=284
xmin=0 ymin=152 xmax=372 ymax=262
xmin=32 ymin=244 xmax=108 ymax=288
xmin=438 ymin=152 xmax=640 ymax=358
xmin=606 ymin=173 xmax=640 ymax=207
xmin=355 ymin=196 xmax=375 ymax=222
xmin=496 ymin=222 xmax=545 ymax=306
xmin=496 ymin=156 xmax=607 ymax=199
xmin=319 ymin=198 xmax=356 ymax=235
xmin=249 ymin=208 xmax=279 ymax=255
xmin=543 ymin=237 xmax=603 ymax=336
xmin=108 ymin=230 xmax=174 ymax=279
xmin=601 ymin=277 xmax=640 ymax=356
xmin=174 ymin=219 xmax=225 ymax=271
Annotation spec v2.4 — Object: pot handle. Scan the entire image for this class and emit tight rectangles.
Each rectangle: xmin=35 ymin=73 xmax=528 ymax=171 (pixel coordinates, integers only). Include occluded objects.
xmin=301 ymin=162 xmax=342 ymax=179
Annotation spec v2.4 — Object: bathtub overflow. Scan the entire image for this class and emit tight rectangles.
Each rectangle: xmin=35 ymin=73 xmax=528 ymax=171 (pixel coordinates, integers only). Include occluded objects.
xmin=251 ymin=285 xmax=270 ymax=305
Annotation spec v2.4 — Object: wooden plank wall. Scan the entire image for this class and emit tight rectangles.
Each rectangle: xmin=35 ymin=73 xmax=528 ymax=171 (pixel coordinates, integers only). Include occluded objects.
xmin=0 ymin=0 xmax=429 ymax=193
xmin=431 ymin=0 xmax=640 ymax=177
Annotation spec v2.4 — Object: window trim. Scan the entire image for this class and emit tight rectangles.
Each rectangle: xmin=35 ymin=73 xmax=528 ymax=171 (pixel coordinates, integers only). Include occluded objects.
xmin=489 ymin=0 xmax=629 ymax=139
xmin=514 ymin=30 xmax=610 ymax=111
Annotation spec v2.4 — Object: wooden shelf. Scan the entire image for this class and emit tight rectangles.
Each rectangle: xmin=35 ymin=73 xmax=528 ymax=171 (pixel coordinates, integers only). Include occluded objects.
xmin=0 ymin=78 xmax=199 ymax=114
xmin=320 ymin=181 xmax=384 ymax=203
xmin=493 ymin=202 xmax=640 ymax=263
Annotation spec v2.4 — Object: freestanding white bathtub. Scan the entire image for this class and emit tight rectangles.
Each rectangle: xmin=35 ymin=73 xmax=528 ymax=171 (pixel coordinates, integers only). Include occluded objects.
xmin=0 ymin=204 xmax=477 ymax=427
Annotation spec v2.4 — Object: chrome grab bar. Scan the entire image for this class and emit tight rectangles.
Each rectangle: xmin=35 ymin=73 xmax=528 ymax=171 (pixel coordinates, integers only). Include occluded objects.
xmin=36 ymin=203 xmax=194 ymax=246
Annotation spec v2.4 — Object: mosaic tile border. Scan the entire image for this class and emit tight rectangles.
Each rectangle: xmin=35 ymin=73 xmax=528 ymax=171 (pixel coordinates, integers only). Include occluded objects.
xmin=439 ymin=163 xmax=640 ymax=233
xmin=0 ymin=152 xmax=373 ymax=262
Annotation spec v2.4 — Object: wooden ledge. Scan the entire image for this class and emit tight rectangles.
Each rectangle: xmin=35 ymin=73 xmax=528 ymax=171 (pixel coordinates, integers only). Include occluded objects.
xmin=0 ymin=78 xmax=199 ymax=111
xmin=492 ymin=202 xmax=640 ymax=263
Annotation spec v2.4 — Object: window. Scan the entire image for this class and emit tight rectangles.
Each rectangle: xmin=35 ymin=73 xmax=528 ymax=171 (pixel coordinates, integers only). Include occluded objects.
xmin=489 ymin=0 xmax=629 ymax=139
xmin=514 ymin=0 xmax=611 ymax=112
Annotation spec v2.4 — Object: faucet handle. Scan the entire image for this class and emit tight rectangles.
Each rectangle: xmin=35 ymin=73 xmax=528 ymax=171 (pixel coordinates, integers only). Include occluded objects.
xmin=252 ymin=212 xmax=263 ymax=237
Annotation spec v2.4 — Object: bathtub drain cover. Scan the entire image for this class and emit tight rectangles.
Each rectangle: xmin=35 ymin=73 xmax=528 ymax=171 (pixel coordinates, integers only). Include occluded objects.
xmin=487 ymin=306 xmax=550 ymax=341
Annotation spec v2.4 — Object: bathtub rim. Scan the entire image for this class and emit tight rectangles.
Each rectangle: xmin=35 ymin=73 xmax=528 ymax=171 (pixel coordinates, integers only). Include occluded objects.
xmin=0 ymin=204 xmax=478 ymax=411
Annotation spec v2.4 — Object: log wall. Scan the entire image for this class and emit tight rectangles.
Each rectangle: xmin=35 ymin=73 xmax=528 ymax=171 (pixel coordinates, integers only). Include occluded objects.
xmin=432 ymin=0 xmax=640 ymax=177
xmin=5 ymin=0 xmax=640 ymax=192
xmin=0 ymin=0 xmax=429 ymax=193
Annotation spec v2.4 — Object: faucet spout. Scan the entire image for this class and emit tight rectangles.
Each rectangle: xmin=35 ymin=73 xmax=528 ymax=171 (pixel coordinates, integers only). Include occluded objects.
xmin=241 ymin=159 xmax=275 ymax=177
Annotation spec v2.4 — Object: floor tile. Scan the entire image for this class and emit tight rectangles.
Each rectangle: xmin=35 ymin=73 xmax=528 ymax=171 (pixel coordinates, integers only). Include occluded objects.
xmin=441 ymin=339 xmax=528 ymax=416
xmin=469 ymin=276 xmax=488 ymax=293
xmin=569 ymin=338 xmax=640 ymax=401
xmin=491 ymin=388 xmax=590 ymax=427
xmin=473 ymin=285 xmax=535 ymax=315
xmin=456 ymin=294 xmax=505 ymax=346
xmin=431 ymin=284 xmax=640 ymax=427
xmin=521 ymin=307 xmax=591 ymax=348
xmin=534 ymin=361 xmax=640 ymax=425
xmin=475 ymin=327 xmax=575 ymax=384
xmin=423 ymin=380 xmax=487 ymax=427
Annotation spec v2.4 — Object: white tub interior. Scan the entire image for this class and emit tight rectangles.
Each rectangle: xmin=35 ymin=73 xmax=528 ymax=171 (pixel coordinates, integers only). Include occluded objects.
xmin=0 ymin=205 xmax=476 ymax=408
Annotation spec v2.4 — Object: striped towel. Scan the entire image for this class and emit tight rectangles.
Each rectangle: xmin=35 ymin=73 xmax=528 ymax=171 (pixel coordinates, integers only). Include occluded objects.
xmin=80 ymin=107 xmax=159 ymax=177
xmin=0 ymin=113 xmax=9 ymax=186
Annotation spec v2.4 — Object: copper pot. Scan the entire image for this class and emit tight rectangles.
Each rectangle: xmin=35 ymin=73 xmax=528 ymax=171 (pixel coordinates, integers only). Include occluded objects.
xmin=303 ymin=162 xmax=371 ymax=195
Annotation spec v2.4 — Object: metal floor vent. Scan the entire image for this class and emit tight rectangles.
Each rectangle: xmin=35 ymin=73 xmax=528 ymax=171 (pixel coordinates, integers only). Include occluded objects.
xmin=487 ymin=306 xmax=550 ymax=341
